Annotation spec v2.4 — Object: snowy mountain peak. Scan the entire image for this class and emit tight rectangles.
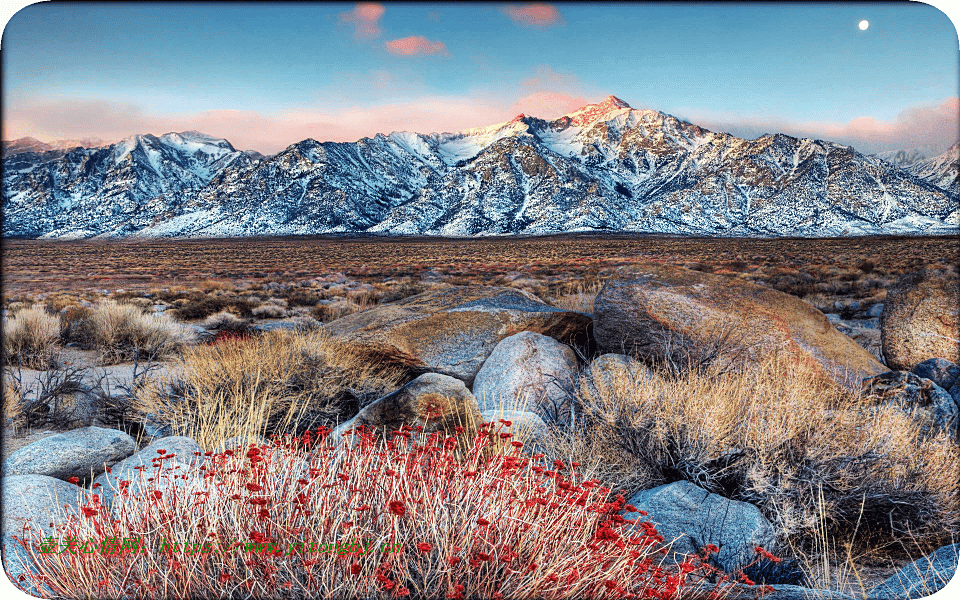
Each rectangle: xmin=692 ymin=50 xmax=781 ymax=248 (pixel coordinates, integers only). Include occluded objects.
xmin=561 ymin=95 xmax=636 ymax=127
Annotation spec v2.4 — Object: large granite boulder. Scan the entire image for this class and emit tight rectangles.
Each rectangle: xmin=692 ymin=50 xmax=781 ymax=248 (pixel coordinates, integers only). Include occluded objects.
xmin=2 ymin=426 xmax=136 ymax=484
xmin=472 ymin=332 xmax=579 ymax=424
xmin=868 ymin=543 xmax=959 ymax=599
xmin=881 ymin=271 xmax=960 ymax=371
xmin=333 ymin=372 xmax=482 ymax=439
xmin=2 ymin=475 xmax=92 ymax=596
xmin=594 ymin=263 xmax=886 ymax=389
xmin=861 ymin=371 xmax=959 ymax=439
xmin=323 ymin=286 xmax=592 ymax=386
xmin=623 ymin=480 xmax=779 ymax=574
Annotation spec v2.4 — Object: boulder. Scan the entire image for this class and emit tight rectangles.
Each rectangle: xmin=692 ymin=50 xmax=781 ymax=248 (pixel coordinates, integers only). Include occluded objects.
xmin=2 ymin=475 xmax=92 ymax=596
xmin=480 ymin=409 xmax=551 ymax=454
xmin=623 ymin=480 xmax=779 ymax=574
xmin=594 ymin=263 xmax=886 ymax=389
xmin=473 ymin=332 xmax=579 ymax=424
xmin=911 ymin=358 xmax=960 ymax=391
xmin=333 ymin=372 xmax=482 ymax=438
xmin=861 ymin=371 xmax=959 ymax=439
xmin=1 ymin=474 xmax=90 ymax=539
xmin=881 ymin=271 xmax=960 ymax=371
xmin=323 ymin=286 xmax=592 ymax=386
xmin=867 ymin=303 xmax=884 ymax=318
xmin=588 ymin=353 xmax=657 ymax=390
xmin=2 ymin=427 xmax=136 ymax=484
xmin=91 ymin=436 xmax=204 ymax=510
xmin=868 ymin=543 xmax=959 ymax=599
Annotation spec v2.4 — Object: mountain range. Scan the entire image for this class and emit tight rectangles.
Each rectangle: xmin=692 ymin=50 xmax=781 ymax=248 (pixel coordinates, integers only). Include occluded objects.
xmin=3 ymin=96 xmax=957 ymax=238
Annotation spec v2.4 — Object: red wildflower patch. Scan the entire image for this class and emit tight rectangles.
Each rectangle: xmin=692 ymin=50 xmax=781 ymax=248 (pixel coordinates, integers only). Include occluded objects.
xmin=389 ymin=500 xmax=406 ymax=516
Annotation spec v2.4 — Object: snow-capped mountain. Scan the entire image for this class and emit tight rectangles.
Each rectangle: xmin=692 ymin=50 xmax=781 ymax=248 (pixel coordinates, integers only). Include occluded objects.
xmin=874 ymin=148 xmax=927 ymax=168
xmin=3 ymin=97 xmax=958 ymax=238
xmin=902 ymin=142 xmax=959 ymax=197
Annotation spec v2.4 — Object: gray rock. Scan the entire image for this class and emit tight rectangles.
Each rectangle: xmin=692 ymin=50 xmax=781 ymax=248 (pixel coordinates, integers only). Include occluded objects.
xmin=911 ymin=358 xmax=960 ymax=391
xmin=3 ymin=534 xmax=52 ymax=596
xmin=868 ymin=543 xmax=959 ymax=599
xmin=2 ymin=427 xmax=136 ymax=483
xmin=867 ymin=303 xmax=884 ymax=318
xmin=861 ymin=371 xmax=959 ymax=439
xmin=473 ymin=331 xmax=579 ymax=425
xmin=91 ymin=436 xmax=204 ymax=510
xmin=718 ymin=584 xmax=854 ymax=600
xmin=623 ymin=480 xmax=779 ymax=574
xmin=187 ymin=324 xmax=215 ymax=342
xmin=825 ymin=313 xmax=843 ymax=324
xmin=1 ymin=474 xmax=91 ymax=539
xmin=951 ymin=380 xmax=960 ymax=407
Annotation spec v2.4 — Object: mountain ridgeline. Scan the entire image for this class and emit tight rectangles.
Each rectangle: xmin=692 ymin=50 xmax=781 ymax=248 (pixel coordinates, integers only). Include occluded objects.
xmin=3 ymin=97 xmax=958 ymax=238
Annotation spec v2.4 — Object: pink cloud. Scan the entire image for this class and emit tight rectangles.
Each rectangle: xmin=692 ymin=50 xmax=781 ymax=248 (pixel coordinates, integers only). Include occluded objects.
xmin=510 ymin=91 xmax=591 ymax=119
xmin=385 ymin=36 xmax=449 ymax=56
xmin=504 ymin=4 xmax=564 ymax=27
xmin=687 ymin=97 xmax=959 ymax=155
xmin=339 ymin=3 xmax=385 ymax=39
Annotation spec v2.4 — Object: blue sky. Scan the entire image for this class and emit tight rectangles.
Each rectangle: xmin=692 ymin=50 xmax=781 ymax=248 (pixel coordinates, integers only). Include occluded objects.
xmin=2 ymin=2 xmax=958 ymax=154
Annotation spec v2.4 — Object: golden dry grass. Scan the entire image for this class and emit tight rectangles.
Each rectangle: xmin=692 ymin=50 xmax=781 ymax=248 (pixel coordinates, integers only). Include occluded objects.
xmin=2 ymin=305 xmax=62 ymax=369
xmin=544 ymin=354 xmax=959 ymax=553
xmin=86 ymin=300 xmax=196 ymax=364
xmin=134 ymin=329 xmax=405 ymax=449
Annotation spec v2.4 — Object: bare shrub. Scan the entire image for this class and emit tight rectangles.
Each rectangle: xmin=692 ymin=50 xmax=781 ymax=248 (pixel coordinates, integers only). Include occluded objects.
xmin=198 ymin=310 xmax=248 ymax=332
xmin=133 ymin=329 xmax=405 ymax=449
xmin=2 ymin=306 xmax=62 ymax=369
xmin=251 ymin=303 xmax=287 ymax=319
xmin=2 ymin=363 xmax=91 ymax=430
xmin=87 ymin=300 xmax=196 ymax=364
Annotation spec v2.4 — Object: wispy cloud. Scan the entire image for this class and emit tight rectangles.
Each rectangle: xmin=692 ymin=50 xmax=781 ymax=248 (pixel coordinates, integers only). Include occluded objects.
xmin=385 ymin=36 xmax=450 ymax=56
xmin=685 ymin=97 xmax=960 ymax=155
xmin=504 ymin=4 xmax=565 ymax=27
xmin=339 ymin=2 xmax=385 ymax=39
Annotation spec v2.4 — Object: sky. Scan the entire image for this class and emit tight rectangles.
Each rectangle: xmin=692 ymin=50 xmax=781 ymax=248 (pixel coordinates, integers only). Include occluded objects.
xmin=2 ymin=1 xmax=958 ymax=156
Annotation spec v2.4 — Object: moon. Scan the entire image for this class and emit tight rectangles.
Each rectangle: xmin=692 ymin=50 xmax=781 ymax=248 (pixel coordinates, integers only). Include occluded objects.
xmin=859 ymin=20 xmax=869 ymax=30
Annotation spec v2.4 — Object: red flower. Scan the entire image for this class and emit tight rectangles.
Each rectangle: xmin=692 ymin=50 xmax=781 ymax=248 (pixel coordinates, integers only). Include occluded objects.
xmin=477 ymin=518 xmax=490 ymax=526
xmin=219 ymin=573 xmax=232 ymax=583
xmin=152 ymin=491 xmax=163 ymax=500
xmin=156 ymin=449 xmax=166 ymax=455
xmin=417 ymin=542 xmax=432 ymax=553
xmin=67 ymin=477 xmax=79 ymax=485
xmin=349 ymin=563 xmax=362 ymax=575
xmin=389 ymin=500 xmax=406 ymax=516
xmin=245 ymin=483 xmax=263 ymax=492
xmin=81 ymin=507 xmax=99 ymax=518
xmin=449 ymin=556 xmax=461 ymax=566
xmin=396 ymin=586 xmax=411 ymax=596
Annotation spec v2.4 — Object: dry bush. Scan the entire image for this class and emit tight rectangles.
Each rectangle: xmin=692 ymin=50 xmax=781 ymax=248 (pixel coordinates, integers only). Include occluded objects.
xmin=134 ymin=329 xmax=405 ymax=449
xmin=312 ymin=299 xmax=370 ymax=322
xmin=86 ymin=301 xmax=196 ymax=365
xmin=251 ymin=303 xmax=288 ymax=319
xmin=173 ymin=291 xmax=255 ymax=320
xmin=548 ymin=279 xmax=607 ymax=313
xmin=2 ymin=306 xmax=62 ymax=369
xmin=378 ymin=281 xmax=427 ymax=303
xmin=544 ymin=354 xmax=960 ymax=552
xmin=198 ymin=310 xmax=248 ymax=332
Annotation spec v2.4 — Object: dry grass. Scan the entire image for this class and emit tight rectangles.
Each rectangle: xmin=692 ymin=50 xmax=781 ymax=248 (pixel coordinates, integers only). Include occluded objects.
xmin=86 ymin=300 xmax=196 ymax=364
xmin=1 ymin=306 xmax=62 ymax=369
xmin=543 ymin=354 xmax=960 ymax=554
xmin=133 ymin=329 xmax=406 ymax=450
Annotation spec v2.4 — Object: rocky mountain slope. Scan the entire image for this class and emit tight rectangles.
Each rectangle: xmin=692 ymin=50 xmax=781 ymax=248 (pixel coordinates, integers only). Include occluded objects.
xmin=902 ymin=141 xmax=959 ymax=197
xmin=3 ymin=97 xmax=957 ymax=238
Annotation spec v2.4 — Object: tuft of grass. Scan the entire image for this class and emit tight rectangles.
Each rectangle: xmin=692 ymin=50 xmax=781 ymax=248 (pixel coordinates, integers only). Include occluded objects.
xmin=133 ymin=329 xmax=406 ymax=450
xmin=2 ymin=306 xmax=63 ymax=369
xmin=86 ymin=300 xmax=196 ymax=365
xmin=544 ymin=354 xmax=960 ymax=553
xmin=198 ymin=310 xmax=248 ymax=332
